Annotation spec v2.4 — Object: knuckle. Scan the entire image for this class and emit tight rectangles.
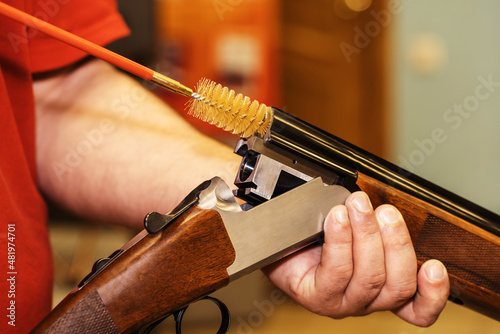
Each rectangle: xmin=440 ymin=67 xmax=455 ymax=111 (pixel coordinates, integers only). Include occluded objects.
xmin=334 ymin=262 xmax=354 ymax=281
xmin=361 ymin=272 xmax=387 ymax=291
xmin=387 ymin=283 xmax=417 ymax=304
xmin=351 ymin=272 xmax=387 ymax=305
xmin=389 ymin=236 xmax=414 ymax=252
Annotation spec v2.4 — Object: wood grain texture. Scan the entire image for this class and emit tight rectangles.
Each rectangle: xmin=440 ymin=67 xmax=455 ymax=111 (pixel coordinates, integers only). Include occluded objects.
xmin=357 ymin=172 xmax=500 ymax=320
xmin=33 ymin=207 xmax=236 ymax=334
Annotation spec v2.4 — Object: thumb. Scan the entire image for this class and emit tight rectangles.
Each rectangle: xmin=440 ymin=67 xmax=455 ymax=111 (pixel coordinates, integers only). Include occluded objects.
xmin=394 ymin=259 xmax=450 ymax=327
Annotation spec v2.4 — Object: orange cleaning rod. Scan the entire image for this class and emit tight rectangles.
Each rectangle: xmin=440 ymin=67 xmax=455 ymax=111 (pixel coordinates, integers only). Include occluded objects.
xmin=0 ymin=2 xmax=193 ymax=97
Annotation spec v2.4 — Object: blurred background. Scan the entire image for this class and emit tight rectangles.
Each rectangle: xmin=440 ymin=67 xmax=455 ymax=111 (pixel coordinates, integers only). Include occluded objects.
xmin=49 ymin=0 xmax=500 ymax=333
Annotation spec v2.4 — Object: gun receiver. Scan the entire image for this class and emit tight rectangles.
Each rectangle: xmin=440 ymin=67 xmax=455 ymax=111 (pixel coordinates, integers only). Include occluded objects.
xmin=233 ymin=107 xmax=500 ymax=321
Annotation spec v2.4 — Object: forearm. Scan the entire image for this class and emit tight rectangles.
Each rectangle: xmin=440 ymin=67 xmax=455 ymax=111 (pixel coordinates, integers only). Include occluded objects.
xmin=35 ymin=59 xmax=239 ymax=228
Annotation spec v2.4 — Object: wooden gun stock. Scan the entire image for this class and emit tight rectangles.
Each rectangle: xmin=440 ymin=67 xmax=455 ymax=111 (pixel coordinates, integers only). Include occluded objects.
xmin=357 ymin=172 xmax=500 ymax=321
xmin=31 ymin=206 xmax=235 ymax=333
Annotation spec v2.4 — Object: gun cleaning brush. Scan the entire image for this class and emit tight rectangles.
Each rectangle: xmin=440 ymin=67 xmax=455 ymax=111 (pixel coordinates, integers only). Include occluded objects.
xmin=187 ymin=79 xmax=272 ymax=138
xmin=0 ymin=2 xmax=272 ymax=137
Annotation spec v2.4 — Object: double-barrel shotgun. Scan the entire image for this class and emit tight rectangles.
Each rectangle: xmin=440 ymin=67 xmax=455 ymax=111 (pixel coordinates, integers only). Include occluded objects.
xmin=31 ymin=108 xmax=500 ymax=333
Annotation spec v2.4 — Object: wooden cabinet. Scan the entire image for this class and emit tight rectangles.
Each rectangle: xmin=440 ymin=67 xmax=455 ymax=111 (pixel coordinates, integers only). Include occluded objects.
xmin=281 ymin=0 xmax=390 ymax=158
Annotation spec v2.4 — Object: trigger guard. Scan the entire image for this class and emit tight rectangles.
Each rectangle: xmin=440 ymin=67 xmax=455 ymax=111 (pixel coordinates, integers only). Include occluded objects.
xmin=174 ymin=296 xmax=231 ymax=334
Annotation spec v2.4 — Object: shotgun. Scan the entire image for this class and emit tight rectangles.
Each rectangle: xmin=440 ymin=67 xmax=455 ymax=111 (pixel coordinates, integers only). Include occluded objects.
xmin=31 ymin=108 xmax=500 ymax=333
xmin=1 ymin=3 xmax=495 ymax=332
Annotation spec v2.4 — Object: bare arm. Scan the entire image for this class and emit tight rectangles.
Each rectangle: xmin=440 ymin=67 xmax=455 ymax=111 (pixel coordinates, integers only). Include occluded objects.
xmin=35 ymin=59 xmax=239 ymax=228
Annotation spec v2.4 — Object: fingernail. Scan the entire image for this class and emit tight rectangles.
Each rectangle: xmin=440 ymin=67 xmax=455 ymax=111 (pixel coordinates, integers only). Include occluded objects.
xmin=334 ymin=206 xmax=349 ymax=225
xmin=352 ymin=192 xmax=372 ymax=213
xmin=424 ymin=260 xmax=446 ymax=282
xmin=378 ymin=206 xmax=401 ymax=225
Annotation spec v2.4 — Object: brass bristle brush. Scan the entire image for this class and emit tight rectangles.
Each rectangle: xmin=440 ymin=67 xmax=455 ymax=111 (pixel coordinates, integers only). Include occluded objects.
xmin=187 ymin=79 xmax=271 ymax=137
xmin=0 ymin=2 xmax=272 ymax=137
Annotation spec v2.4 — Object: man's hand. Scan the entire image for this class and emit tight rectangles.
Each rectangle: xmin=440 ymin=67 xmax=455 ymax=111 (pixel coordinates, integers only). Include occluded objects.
xmin=264 ymin=191 xmax=450 ymax=327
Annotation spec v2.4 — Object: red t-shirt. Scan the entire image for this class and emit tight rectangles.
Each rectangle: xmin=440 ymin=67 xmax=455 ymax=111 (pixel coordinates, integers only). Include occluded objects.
xmin=0 ymin=1 xmax=128 ymax=332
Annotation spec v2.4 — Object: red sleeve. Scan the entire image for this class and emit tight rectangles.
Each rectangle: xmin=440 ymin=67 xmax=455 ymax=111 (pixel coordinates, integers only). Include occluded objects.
xmin=28 ymin=0 xmax=130 ymax=73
